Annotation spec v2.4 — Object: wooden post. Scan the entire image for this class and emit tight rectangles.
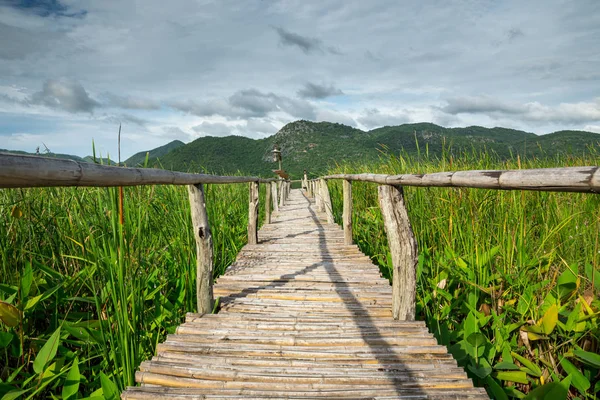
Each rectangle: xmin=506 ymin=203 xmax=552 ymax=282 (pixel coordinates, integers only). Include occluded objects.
xmin=315 ymin=180 xmax=323 ymax=212
xmin=378 ymin=185 xmax=418 ymax=321
xmin=271 ymin=181 xmax=279 ymax=212
xmin=343 ymin=179 xmax=352 ymax=245
xmin=321 ymin=179 xmax=335 ymax=224
xmin=187 ymin=184 xmax=214 ymax=315
xmin=307 ymin=179 xmax=313 ymax=197
xmin=279 ymin=180 xmax=285 ymax=207
xmin=303 ymin=170 xmax=308 ymax=192
xmin=265 ymin=180 xmax=272 ymax=224
xmin=248 ymin=181 xmax=259 ymax=245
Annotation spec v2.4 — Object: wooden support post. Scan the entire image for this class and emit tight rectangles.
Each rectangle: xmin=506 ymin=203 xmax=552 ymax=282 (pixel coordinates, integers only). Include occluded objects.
xmin=315 ymin=180 xmax=323 ymax=212
xmin=248 ymin=181 xmax=259 ymax=245
xmin=307 ymin=179 xmax=313 ymax=197
xmin=187 ymin=183 xmax=214 ymax=315
xmin=321 ymin=179 xmax=335 ymax=224
xmin=265 ymin=180 xmax=272 ymax=224
xmin=279 ymin=180 xmax=285 ymax=207
xmin=303 ymin=170 xmax=308 ymax=192
xmin=271 ymin=181 xmax=279 ymax=212
xmin=378 ymin=185 xmax=418 ymax=321
xmin=343 ymin=179 xmax=353 ymax=245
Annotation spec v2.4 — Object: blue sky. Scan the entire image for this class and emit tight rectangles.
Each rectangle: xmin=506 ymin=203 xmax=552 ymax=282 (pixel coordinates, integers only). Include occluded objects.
xmin=0 ymin=0 xmax=599 ymax=158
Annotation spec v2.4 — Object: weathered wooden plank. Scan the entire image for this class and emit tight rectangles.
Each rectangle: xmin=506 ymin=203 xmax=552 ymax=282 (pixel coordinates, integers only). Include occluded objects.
xmin=187 ymin=184 xmax=214 ymax=315
xmin=123 ymin=188 xmax=485 ymax=400
xmin=378 ymin=185 xmax=418 ymax=321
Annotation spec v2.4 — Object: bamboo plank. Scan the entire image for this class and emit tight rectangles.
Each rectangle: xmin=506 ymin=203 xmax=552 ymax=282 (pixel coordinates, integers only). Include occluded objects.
xmin=123 ymin=189 xmax=486 ymax=399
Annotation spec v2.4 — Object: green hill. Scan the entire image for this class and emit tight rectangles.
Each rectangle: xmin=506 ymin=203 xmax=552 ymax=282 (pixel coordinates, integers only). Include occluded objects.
xmin=0 ymin=149 xmax=85 ymax=162
xmin=158 ymin=121 xmax=600 ymax=178
xmin=124 ymin=140 xmax=185 ymax=167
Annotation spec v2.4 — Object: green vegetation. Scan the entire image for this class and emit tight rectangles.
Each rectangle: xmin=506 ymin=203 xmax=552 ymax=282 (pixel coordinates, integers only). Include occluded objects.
xmin=0 ymin=180 xmax=268 ymax=399
xmin=1 ymin=126 xmax=599 ymax=398
xmin=326 ymin=147 xmax=600 ymax=398
xmin=158 ymin=121 xmax=600 ymax=178
xmin=124 ymin=140 xmax=185 ymax=167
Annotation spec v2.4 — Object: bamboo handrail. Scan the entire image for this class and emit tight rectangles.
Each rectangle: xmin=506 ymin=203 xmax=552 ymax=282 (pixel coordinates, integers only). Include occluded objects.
xmin=308 ymin=165 xmax=600 ymax=321
xmin=322 ymin=166 xmax=600 ymax=193
xmin=0 ymin=153 xmax=277 ymax=188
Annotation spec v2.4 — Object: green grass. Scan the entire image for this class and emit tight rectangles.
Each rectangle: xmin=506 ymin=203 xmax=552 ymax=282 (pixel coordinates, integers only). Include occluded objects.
xmin=0 ymin=181 xmax=264 ymax=399
xmin=326 ymin=149 xmax=600 ymax=399
xmin=1 ymin=145 xmax=599 ymax=399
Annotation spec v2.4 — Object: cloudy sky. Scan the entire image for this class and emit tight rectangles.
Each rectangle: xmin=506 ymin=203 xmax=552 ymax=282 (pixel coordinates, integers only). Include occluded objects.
xmin=1 ymin=0 xmax=599 ymax=159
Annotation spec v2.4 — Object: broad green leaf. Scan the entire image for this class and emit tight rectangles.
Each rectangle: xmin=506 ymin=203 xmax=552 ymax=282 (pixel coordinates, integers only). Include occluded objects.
xmin=468 ymin=359 xmax=492 ymax=379
xmin=584 ymin=263 xmax=600 ymax=292
xmin=20 ymin=263 xmax=33 ymax=299
xmin=573 ymin=349 xmax=600 ymax=369
xmin=100 ymin=373 xmax=119 ymax=400
xmin=539 ymin=304 xmax=558 ymax=335
xmin=24 ymin=294 xmax=43 ymax=311
xmin=464 ymin=311 xmax=478 ymax=339
xmin=467 ymin=332 xmax=487 ymax=348
xmin=523 ymin=381 xmax=568 ymax=400
xmin=484 ymin=375 xmax=508 ymax=400
xmin=33 ymin=327 xmax=61 ymax=374
xmin=511 ymin=352 xmax=542 ymax=377
xmin=1 ymin=389 xmax=29 ymax=400
xmin=560 ymin=357 xmax=590 ymax=394
xmin=62 ymin=357 xmax=80 ymax=400
xmin=556 ymin=264 xmax=578 ymax=300
xmin=0 ymin=302 xmax=20 ymax=327
xmin=494 ymin=361 xmax=520 ymax=370
xmin=565 ymin=303 xmax=586 ymax=332
xmin=0 ymin=332 xmax=13 ymax=348
xmin=495 ymin=370 xmax=529 ymax=384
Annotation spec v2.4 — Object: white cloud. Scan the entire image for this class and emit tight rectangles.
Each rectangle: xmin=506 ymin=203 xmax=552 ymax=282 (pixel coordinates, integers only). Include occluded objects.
xmin=0 ymin=0 xmax=599 ymax=157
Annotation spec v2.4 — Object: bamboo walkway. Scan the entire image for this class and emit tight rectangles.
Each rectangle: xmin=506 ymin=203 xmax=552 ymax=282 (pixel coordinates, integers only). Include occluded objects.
xmin=123 ymin=189 xmax=488 ymax=399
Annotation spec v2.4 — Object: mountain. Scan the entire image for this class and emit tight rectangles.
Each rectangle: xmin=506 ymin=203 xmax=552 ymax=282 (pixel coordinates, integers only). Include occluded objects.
xmin=0 ymin=149 xmax=85 ymax=162
xmin=158 ymin=121 xmax=600 ymax=178
xmin=124 ymin=140 xmax=185 ymax=167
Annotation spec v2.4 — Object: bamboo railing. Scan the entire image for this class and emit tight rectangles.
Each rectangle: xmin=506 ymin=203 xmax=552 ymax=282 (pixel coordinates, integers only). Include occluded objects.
xmin=310 ymin=166 xmax=600 ymax=321
xmin=0 ymin=153 xmax=291 ymax=315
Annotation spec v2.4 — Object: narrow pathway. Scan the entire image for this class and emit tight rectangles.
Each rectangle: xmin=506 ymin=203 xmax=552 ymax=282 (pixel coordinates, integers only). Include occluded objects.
xmin=123 ymin=189 xmax=488 ymax=399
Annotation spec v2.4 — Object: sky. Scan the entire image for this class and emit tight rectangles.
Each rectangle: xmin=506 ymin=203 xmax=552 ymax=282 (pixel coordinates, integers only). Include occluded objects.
xmin=1 ymin=0 xmax=599 ymax=159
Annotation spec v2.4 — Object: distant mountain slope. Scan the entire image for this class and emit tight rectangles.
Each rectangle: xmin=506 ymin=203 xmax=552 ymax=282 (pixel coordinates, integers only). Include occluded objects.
xmin=0 ymin=149 xmax=85 ymax=162
xmin=124 ymin=140 xmax=185 ymax=167
xmin=159 ymin=121 xmax=600 ymax=178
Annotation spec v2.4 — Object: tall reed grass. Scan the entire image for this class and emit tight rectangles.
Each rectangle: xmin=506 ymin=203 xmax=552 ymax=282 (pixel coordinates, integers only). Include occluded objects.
xmin=327 ymin=147 xmax=600 ymax=399
xmin=0 ymin=180 xmax=261 ymax=398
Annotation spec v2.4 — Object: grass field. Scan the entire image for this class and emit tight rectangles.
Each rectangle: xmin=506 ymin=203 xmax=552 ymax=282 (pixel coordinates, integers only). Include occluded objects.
xmin=326 ymin=148 xmax=600 ymax=399
xmin=1 ymin=147 xmax=599 ymax=399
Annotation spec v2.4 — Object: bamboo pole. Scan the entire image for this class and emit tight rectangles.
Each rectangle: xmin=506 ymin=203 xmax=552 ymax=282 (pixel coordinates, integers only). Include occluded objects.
xmin=248 ymin=182 xmax=259 ymax=245
xmin=378 ymin=185 xmax=418 ymax=321
xmin=0 ymin=153 xmax=276 ymax=188
xmin=342 ymin=179 xmax=352 ymax=245
xmin=265 ymin=180 xmax=272 ymax=224
xmin=323 ymin=166 xmax=600 ymax=193
xmin=187 ymin=183 xmax=214 ymax=315
xmin=320 ymin=179 xmax=335 ymax=224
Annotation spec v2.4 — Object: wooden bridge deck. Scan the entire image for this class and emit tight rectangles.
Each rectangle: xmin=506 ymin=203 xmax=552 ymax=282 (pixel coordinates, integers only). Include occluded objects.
xmin=123 ymin=189 xmax=488 ymax=399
